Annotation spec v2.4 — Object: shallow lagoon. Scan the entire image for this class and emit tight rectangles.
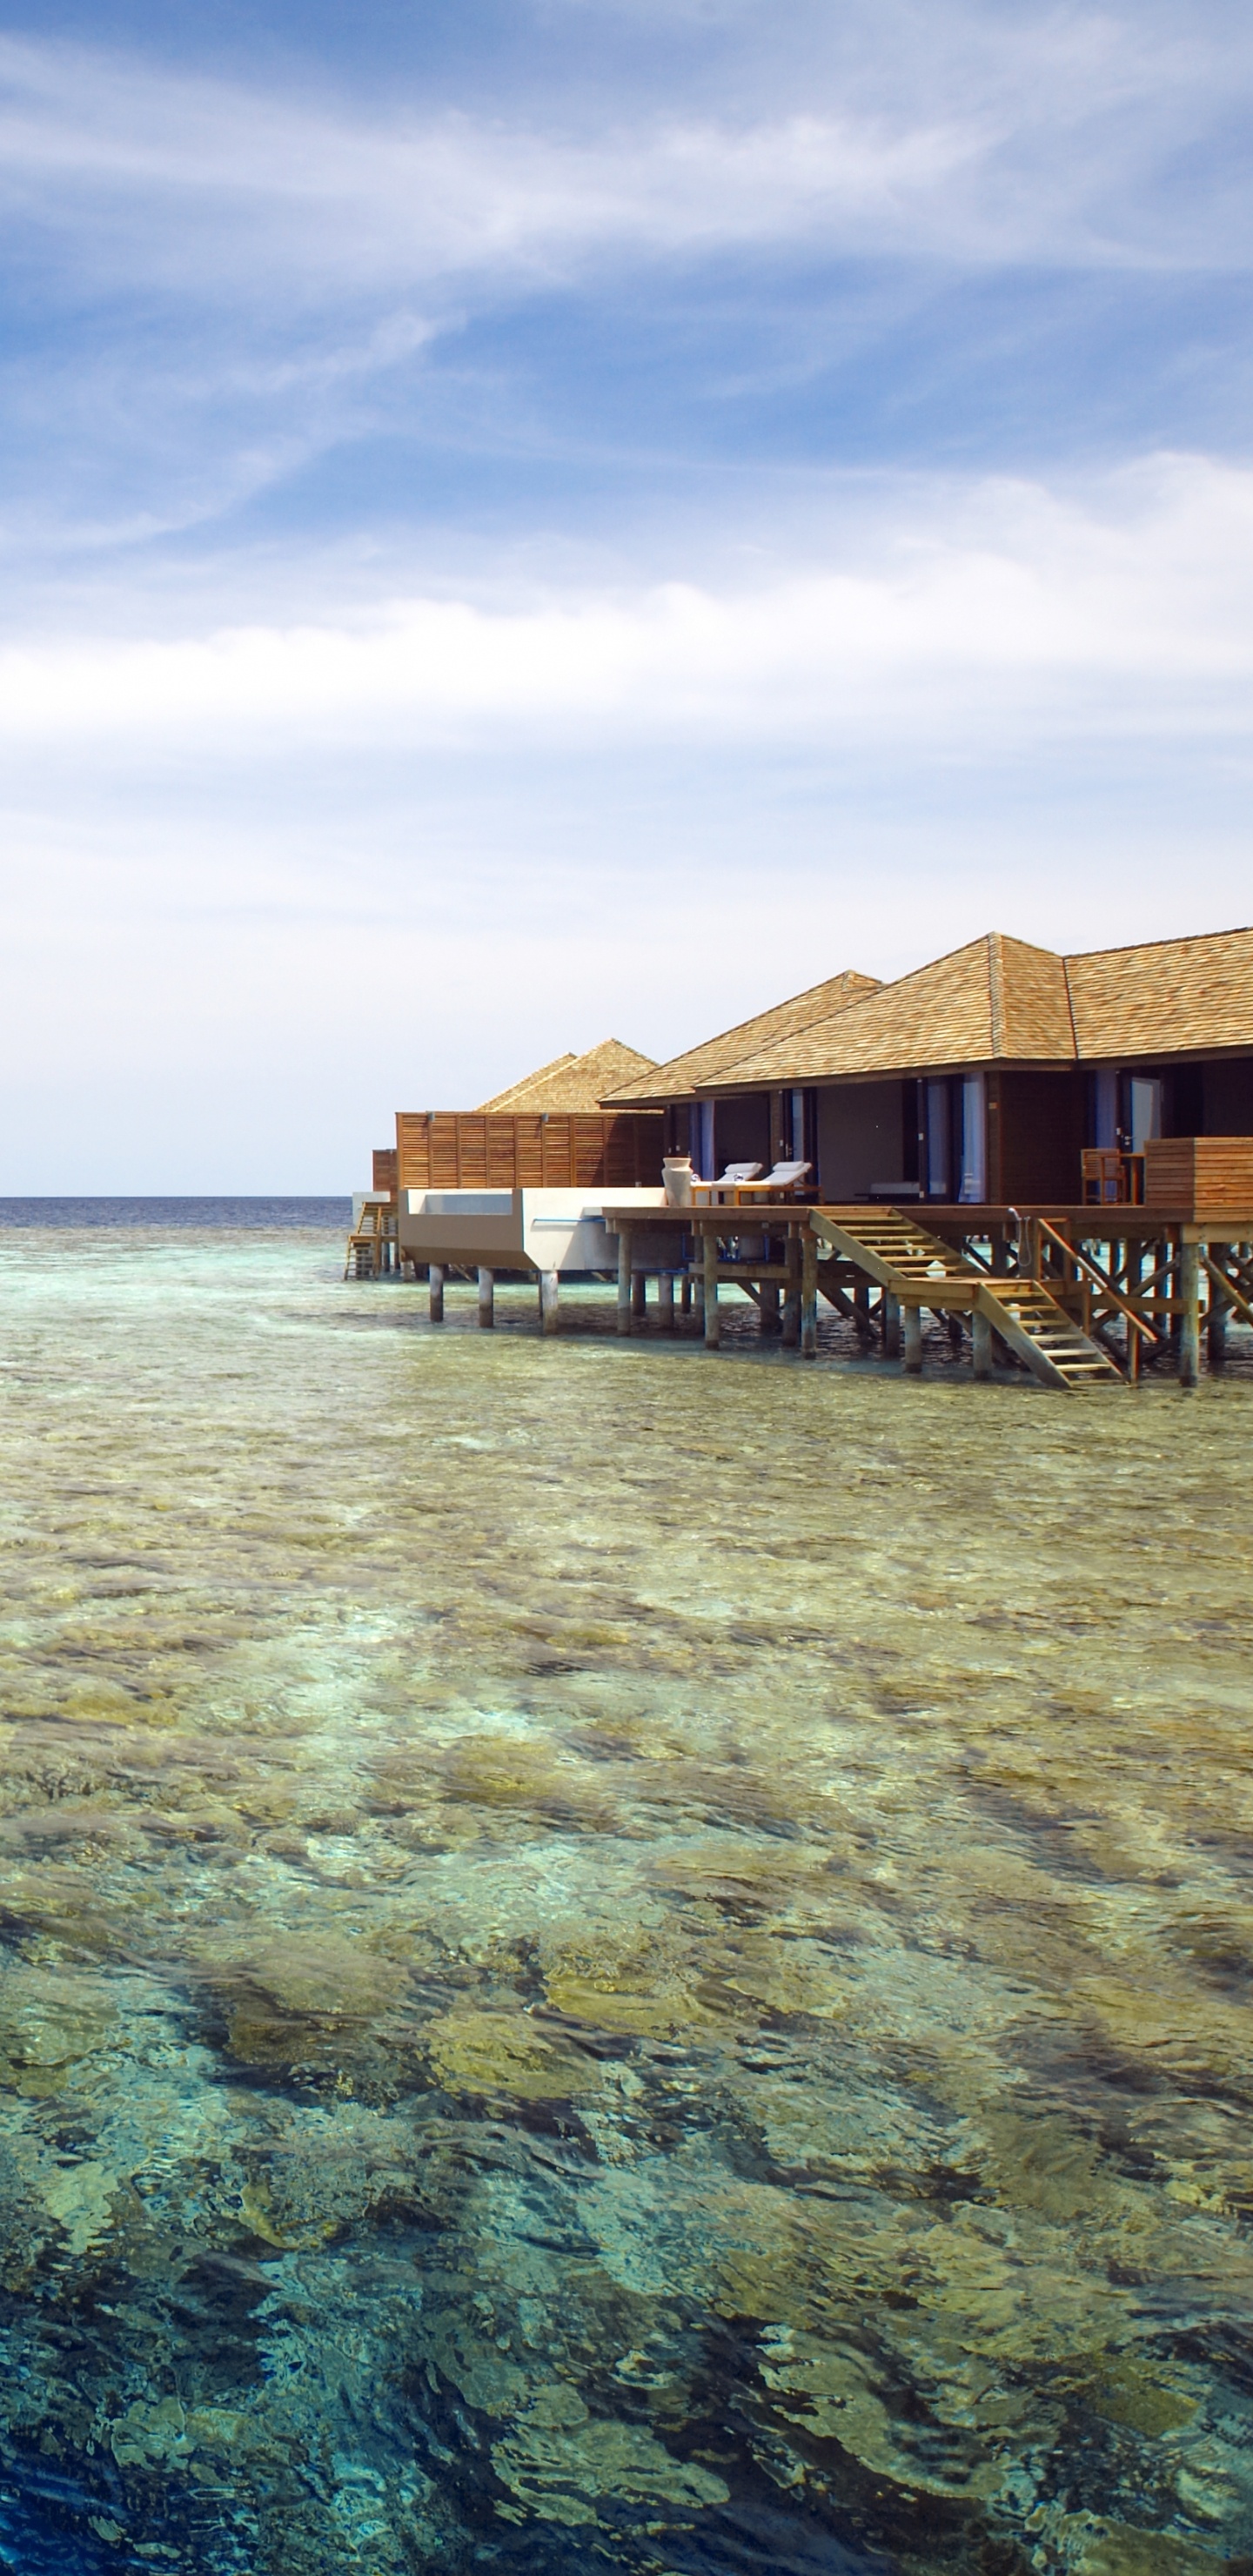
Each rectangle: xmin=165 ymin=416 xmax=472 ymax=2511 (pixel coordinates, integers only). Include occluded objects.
xmin=0 ymin=1219 xmax=1250 ymax=2576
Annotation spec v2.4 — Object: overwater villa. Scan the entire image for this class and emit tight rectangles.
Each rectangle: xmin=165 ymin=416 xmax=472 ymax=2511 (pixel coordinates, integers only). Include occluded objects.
xmin=352 ymin=927 xmax=1253 ymax=1389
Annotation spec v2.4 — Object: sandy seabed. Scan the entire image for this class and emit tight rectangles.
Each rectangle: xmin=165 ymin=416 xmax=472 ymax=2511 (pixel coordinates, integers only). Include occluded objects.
xmin=0 ymin=1225 xmax=1250 ymax=2576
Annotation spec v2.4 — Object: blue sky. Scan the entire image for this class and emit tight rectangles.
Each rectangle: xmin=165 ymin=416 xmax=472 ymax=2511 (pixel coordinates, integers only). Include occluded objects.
xmin=3 ymin=0 xmax=1252 ymax=1185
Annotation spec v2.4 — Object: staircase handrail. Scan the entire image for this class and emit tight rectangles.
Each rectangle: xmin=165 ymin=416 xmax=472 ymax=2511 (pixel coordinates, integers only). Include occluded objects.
xmin=1029 ymin=1215 xmax=1160 ymax=1345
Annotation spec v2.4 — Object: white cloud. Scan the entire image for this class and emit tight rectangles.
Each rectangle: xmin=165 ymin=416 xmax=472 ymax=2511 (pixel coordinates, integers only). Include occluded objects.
xmin=3 ymin=456 xmax=1250 ymax=758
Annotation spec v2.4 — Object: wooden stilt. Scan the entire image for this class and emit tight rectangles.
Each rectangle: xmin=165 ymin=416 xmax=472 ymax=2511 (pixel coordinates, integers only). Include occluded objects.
xmin=853 ymin=1278 xmax=872 ymax=1343
xmin=541 ymin=1270 xmax=560 ymax=1335
xmin=1125 ymin=1237 xmax=1142 ymax=1384
xmin=1207 ymin=1246 xmax=1228 ymax=1372
xmin=680 ymin=1273 xmax=693 ymax=1320
xmin=882 ymin=1291 xmax=900 ymax=1360
xmin=903 ymin=1304 xmax=922 ymax=1375
xmin=477 ymin=1265 xmax=494 ymax=1329
xmin=658 ymin=1271 xmax=675 ymax=1332
xmin=801 ymin=1231 xmax=818 ymax=1359
xmin=632 ymin=1270 xmax=647 ymax=1323
xmin=617 ymin=1226 xmax=633 ymax=1336
xmin=703 ymin=1231 xmax=720 ymax=1348
xmin=782 ymin=1233 xmax=801 ymax=1348
xmin=972 ymin=1309 xmax=992 ymax=1381
xmin=1179 ymin=1241 xmax=1200 ymax=1388
xmin=759 ymin=1278 xmax=781 ymax=1338
xmin=429 ymin=1263 xmax=445 ymax=1325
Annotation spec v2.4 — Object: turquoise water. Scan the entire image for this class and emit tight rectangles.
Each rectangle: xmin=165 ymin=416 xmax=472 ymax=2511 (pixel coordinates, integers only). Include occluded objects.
xmin=0 ymin=1218 xmax=1250 ymax=2576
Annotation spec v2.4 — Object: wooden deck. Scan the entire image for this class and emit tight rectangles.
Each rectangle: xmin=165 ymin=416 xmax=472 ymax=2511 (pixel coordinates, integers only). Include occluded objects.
xmin=598 ymin=1201 xmax=1253 ymax=1388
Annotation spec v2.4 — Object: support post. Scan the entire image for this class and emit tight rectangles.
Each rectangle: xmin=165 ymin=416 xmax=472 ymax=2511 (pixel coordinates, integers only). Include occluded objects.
xmin=541 ymin=1270 xmax=560 ymax=1335
xmin=658 ymin=1271 xmax=675 ymax=1332
xmin=972 ymin=1308 xmax=992 ymax=1382
xmin=1179 ymin=1240 xmax=1200 ymax=1389
xmin=1208 ymin=1248 xmax=1228 ymax=1373
xmin=703 ymin=1230 xmax=720 ymax=1348
xmin=782 ymin=1233 xmax=801 ymax=1348
xmin=617 ymin=1227 xmax=633 ymax=1336
xmin=903 ymin=1303 xmax=922 ymax=1375
xmin=632 ymin=1269 xmax=647 ymax=1323
xmin=477 ymin=1265 xmax=494 ymax=1329
xmin=429 ymin=1263 xmax=445 ymax=1325
xmin=882 ymin=1291 xmax=900 ymax=1360
xmin=680 ymin=1272 xmax=693 ymax=1321
xmin=759 ymin=1278 xmax=781 ymax=1338
xmin=801 ymin=1230 xmax=818 ymax=1359
xmin=853 ymin=1278 xmax=872 ymax=1344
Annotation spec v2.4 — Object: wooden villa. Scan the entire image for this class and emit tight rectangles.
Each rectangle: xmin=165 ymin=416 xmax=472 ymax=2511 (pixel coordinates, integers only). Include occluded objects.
xmin=353 ymin=931 xmax=1253 ymax=1388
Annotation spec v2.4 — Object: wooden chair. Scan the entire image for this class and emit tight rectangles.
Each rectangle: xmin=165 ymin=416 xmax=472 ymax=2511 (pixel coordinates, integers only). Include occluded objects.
xmin=1081 ymin=1150 xmax=1144 ymax=1205
xmin=1082 ymin=1149 xmax=1125 ymax=1204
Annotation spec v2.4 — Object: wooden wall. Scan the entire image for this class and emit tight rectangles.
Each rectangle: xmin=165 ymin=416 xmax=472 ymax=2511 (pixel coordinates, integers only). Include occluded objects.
xmin=988 ymin=1071 xmax=1085 ymax=1204
xmin=372 ymin=1148 xmax=398 ymax=1194
xmin=395 ymin=1110 xmax=663 ymax=1193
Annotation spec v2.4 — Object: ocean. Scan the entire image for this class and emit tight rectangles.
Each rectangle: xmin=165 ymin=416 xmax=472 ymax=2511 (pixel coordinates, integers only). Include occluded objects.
xmin=0 ymin=1203 xmax=1249 ymax=2574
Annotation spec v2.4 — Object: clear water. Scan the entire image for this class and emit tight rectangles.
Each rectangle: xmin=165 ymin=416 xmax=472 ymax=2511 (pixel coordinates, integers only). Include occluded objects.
xmin=0 ymin=1211 xmax=1250 ymax=2576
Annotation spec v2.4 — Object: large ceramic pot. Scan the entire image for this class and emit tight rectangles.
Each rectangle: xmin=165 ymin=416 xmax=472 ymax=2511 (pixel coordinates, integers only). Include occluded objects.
xmin=662 ymin=1157 xmax=694 ymax=1208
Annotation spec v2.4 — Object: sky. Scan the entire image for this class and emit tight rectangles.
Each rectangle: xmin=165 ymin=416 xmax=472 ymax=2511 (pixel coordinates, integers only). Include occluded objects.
xmin=3 ymin=0 xmax=1253 ymax=1186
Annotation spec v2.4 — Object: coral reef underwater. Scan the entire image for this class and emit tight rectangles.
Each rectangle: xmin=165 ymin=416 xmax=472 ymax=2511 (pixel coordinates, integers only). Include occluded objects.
xmin=0 ymin=1224 xmax=1250 ymax=2575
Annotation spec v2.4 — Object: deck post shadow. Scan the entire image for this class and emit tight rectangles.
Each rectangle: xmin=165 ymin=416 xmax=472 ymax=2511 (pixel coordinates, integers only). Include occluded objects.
xmin=801 ymin=1232 xmax=819 ymax=1358
xmin=617 ymin=1226 xmax=633 ymax=1335
xmin=1179 ymin=1242 xmax=1200 ymax=1388
xmin=972 ymin=1309 xmax=993 ymax=1380
xmin=703 ymin=1231 xmax=720 ymax=1347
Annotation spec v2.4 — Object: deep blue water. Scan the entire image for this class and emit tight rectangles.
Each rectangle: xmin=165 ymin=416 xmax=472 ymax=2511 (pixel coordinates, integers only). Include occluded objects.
xmin=0 ymin=1200 xmax=350 ymax=1229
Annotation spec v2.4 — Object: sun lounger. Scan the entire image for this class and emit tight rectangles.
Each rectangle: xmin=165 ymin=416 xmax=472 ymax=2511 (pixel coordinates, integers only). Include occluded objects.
xmin=691 ymin=1161 xmax=813 ymax=1206
xmin=689 ymin=1161 xmax=763 ymax=1205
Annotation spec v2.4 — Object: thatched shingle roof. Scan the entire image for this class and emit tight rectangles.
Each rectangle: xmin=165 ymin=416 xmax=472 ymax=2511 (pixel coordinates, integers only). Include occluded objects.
xmin=1066 ymin=926 xmax=1253 ymax=1061
xmin=600 ymin=970 xmax=881 ymax=1106
xmin=477 ymin=1039 xmax=658 ymax=1114
xmin=640 ymin=924 xmax=1253 ymax=1096
xmin=707 ymin=936 xmax=1074 ymax=1087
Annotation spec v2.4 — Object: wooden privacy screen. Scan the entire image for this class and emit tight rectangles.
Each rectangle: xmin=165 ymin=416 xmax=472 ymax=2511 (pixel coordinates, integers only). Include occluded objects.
xmin=1144 ymin=1136 xmax=1253 ymax=1213
xmin=372 ymin=1148 xmax=398 ymax=1194
xmin=395 ymin=1111 xmax=663 ymax=1193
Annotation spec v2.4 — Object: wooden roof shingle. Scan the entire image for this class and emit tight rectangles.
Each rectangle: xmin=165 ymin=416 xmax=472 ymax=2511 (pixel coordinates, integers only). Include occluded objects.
xmin=477 ymin=1039 xmax=658 ymax=1115
xmin=707 ymin=936 xmax=1075 ymax=1088
xmin=1065 ymin=926 xmax=1253 ymax=1061
xmin=600 ymin=970 xmax=881 ymax=1106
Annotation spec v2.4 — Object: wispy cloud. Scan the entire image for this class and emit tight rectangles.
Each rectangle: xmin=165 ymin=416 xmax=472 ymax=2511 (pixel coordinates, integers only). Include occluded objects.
xmin=2 ymin=9 xmax=1251 ymax=311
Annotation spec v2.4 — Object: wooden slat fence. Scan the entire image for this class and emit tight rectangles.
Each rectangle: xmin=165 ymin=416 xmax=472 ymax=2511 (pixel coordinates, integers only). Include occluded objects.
xmin=395 ymin=1111 xmax=662 ymax=1194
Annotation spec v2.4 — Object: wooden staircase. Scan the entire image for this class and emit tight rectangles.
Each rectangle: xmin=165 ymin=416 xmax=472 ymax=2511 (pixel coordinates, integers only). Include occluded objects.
xmin=344 ymin=1201 xmax=400 ymax=1279
xmin=812 ymin=1208 xmax=1123 ymax=1390
xmin=973 ymin=1277 xmax=1123 ymax=1389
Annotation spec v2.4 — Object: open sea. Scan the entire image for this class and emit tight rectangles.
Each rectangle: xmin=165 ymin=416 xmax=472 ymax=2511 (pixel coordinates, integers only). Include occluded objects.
xmin=0 ymin=1200 xmax=1250 ymax=2576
